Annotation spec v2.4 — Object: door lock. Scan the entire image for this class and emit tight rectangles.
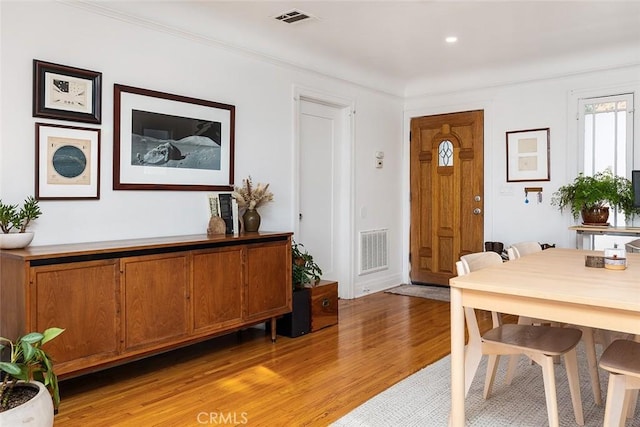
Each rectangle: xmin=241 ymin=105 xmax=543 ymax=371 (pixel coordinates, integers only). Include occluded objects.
xmin=473 ymin=208 xmax=482 ymax=215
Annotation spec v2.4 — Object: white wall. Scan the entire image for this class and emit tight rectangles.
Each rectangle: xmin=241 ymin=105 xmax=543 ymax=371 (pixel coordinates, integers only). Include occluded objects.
xmin=0 ymin=2 xmax=403 ymax=298
xmin=404 ymin=65 xmax=640 ymax=267
xmin=3 ymin=2 xmax=638 ymax=297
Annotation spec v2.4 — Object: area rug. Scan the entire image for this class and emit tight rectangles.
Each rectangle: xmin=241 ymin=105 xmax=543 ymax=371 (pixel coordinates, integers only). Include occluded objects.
xmin=331 ymin=344 xmax=640 ymax=427
xmin=385 ymin=284 xmax=450 ymax=302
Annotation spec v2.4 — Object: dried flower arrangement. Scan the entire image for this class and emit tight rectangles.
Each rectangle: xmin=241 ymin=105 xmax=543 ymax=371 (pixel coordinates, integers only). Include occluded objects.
xmin=232 ymin=176 xmax=274 ymax=210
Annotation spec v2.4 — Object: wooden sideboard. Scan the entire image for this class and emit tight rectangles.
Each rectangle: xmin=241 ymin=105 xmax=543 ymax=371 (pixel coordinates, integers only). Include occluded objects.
xmin=0 ymin=232 xmax=292 ymax=378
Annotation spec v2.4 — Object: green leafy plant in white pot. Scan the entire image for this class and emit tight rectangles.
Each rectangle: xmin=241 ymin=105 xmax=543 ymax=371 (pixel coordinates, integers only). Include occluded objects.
xmin=0 ymin=327 xmax=64 ymax=427
xmin=0 ymin=196 xmax=42 ymax=249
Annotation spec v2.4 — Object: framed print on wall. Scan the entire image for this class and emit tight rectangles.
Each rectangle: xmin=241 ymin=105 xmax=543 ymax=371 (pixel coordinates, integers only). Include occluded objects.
xmin=33 ymin=60 xmax=102 ymax=124
xmin=35 ymin=123 xmax=101 ymax=200
xmin=113 ymin=84 xmax=235 ymax=191
xmin=506 ymin=127 xmax=550 ymax=182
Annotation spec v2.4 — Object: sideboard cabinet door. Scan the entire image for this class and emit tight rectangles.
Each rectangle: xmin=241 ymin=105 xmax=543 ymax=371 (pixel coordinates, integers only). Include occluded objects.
xmin=245 ymin=241 xmax=291 ymax=321
xmin=192 ymin=247 xmax=244 ymax=334
xmin=121 ymin=253 xmax=190 ymax=352
xmin=29 ymin=260 xmax=120 ymax=375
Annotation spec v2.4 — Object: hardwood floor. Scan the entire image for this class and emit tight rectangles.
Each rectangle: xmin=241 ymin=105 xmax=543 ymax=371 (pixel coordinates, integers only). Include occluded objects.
xmin=54 ymin=291 xmax=496 ymax=426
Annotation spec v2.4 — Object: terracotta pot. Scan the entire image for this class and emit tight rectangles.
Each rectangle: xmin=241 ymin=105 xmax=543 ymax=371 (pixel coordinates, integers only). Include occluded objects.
xmin=581 ymin=206 xmax=610 ymax=225
xmin=242 ymin=209 xmax=261 ymax=232
xmin=0 ymin=381 xmax=54 ymax=427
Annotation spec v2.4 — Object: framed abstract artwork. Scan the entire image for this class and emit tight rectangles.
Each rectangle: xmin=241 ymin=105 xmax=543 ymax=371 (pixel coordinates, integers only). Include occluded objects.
xmin=35 ymin=123 xmax=101 ymax=199
xmin=113 ymin=84 xmax=235 ymax=191
xmin=506 ymin=127 xmax=550 ymax=182
xmin=33 ymin=60 xmax=102 ymax=124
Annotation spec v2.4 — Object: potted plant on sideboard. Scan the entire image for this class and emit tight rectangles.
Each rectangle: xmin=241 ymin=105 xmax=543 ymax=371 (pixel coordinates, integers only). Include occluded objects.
xmin=277 ymin=241 xmax=323 ymax=338
xmin=0 ymin=196 xmax=42 ymax=249
xmin=551 ymin=169 xmax=640 ymax=225
xmin=0 ymin=327 xmax=64 ymax=427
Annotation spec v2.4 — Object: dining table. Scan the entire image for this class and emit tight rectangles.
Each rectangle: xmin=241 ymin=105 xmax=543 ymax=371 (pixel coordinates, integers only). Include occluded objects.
xmin=448 ymin=248 xmax=640 ymax=426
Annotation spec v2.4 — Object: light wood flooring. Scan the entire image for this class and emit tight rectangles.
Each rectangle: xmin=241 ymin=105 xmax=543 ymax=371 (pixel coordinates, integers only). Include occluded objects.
xmin=54 ymin=290 xmax=495 ymax=426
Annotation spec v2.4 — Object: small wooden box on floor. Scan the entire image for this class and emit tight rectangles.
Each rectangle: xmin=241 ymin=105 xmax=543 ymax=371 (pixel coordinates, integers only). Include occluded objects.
xmin=309 ymin=280 xmax=338 ymax=332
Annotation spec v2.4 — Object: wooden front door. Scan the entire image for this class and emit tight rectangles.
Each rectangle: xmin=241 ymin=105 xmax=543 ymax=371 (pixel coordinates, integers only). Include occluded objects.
xmin=410 ymin=110 xmax=484 ymax=285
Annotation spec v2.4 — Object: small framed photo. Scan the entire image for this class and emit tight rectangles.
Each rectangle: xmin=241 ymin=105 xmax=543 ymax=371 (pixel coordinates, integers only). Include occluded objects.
xmin=113 ymin=84 xmax=235 ymax=191
xmin=35 ymin=123 xmax=100 ymax=200
xmin=33 ymin=60 xmax=102 ymax=124
xmin=506 ymin=128 xmax=550 ymax=182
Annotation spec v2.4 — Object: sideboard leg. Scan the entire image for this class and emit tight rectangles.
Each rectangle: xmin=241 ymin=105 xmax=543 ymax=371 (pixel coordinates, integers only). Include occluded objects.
xmin=270 ymin=317 xmax=277 ymax=342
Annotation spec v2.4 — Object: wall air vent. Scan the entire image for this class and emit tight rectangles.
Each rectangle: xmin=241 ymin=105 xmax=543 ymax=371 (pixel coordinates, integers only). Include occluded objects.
xmin=275 ymin=10 xmax=312 ymax=24
xmin=359 ymin=229 xmax=389 ymax=275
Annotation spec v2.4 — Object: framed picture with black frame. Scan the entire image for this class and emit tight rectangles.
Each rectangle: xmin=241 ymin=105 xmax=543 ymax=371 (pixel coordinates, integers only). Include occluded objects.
xmin=33 ymin=59 xmax=102 ymax=124
xmin=113 ymin=84 xmax=235 ymax=191
xmin=35 ymin=122 xmax=101 ymax=200
xmin=506 ymin=127 xmax=551 ymax=182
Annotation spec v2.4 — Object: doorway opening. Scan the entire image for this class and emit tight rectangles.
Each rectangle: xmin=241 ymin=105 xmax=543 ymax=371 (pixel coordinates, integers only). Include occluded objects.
xmin=294 ymin=89 xmax=355 ymax=298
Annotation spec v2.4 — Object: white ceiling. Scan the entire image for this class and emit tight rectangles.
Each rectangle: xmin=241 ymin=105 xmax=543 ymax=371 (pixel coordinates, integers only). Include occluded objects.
xmin=75 ymin=1 xmax=640 ymax=96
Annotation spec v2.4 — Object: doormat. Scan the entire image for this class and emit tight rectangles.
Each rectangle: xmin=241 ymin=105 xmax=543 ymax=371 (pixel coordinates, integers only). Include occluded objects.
xmin=385 ymin=284 xmax=450 ymax=302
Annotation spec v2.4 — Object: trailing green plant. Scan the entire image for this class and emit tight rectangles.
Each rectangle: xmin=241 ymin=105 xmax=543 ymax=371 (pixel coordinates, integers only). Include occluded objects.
xmin=0 ymin=327 xmax=64 ymax=411
xmin=0 ymin=197 xmax=42 ymax=233
xmin=292 ymin=241 xmax=322 ymax=289
xmin=551 ymin=169 xmax=640 ymax=221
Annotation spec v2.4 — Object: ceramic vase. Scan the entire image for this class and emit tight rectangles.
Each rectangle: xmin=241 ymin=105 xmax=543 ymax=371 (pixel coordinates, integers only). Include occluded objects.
xmin=0 ymin=232 xmax=35 ymax=249
xmin=581 ymin=206 xmax=609 ymax=225
xmin=243 ymin=209 xmax=261 ymax=232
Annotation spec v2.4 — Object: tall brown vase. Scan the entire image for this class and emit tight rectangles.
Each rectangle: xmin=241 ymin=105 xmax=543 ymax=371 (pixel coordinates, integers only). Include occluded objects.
xmin=243 ymin=208 xmax=261 ymax=232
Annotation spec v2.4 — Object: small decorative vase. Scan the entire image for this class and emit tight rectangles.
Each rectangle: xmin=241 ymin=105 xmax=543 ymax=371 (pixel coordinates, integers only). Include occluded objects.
xmin=243 ymin=208 xmax=261 ymax=232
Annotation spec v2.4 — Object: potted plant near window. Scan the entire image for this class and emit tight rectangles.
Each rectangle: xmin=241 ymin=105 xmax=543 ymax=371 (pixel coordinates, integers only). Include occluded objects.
xmin=277 ymin=241 xmax=322 ymax=337
xmin=0 ymin=196 xmax=42 ymax=249
xmin=0 ymin=327 xmax=64 ymax=427
xmin=551 ymin=169 xmax=640 ymax=225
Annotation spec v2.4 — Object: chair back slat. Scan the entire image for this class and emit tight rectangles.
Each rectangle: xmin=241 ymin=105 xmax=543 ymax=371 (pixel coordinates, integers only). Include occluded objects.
xmin=457 ymin=252 xmax=504 ymax=329
xmin=460 ymin=252 xmax=502 ymax=272
xmin=509 ymin=241 xmax=542 ymax=260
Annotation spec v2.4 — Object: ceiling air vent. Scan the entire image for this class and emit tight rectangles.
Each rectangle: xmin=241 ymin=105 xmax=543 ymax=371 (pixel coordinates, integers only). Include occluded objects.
xmin=275 ymin=10 xmax=312 ymax=24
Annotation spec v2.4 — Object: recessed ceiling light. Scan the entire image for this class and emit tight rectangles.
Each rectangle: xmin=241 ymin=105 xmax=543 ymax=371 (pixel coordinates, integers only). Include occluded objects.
xmin=445 ymin=36 xmax=458 ymax=43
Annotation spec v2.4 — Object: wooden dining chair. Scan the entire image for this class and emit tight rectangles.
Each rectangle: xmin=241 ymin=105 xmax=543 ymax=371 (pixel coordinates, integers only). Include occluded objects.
xmin=599 ymin=339 xmax=640 ymax=426
xmin=506 ymin=241 xmax=542 ymax=260
xmin=457 ymin=251 xmax=585 ymax=427
xmin=625 ymin=239 xmax=640 ymax=253
xmin=505 ymin=242 xmax=602 ymax=406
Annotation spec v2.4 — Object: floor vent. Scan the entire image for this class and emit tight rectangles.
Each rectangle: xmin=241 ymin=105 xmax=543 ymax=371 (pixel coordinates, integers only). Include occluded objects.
xmin=359 ymin=229 xmax=389 ymax=275
xmin=274 ymin=10 xmax=312 ymax=24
